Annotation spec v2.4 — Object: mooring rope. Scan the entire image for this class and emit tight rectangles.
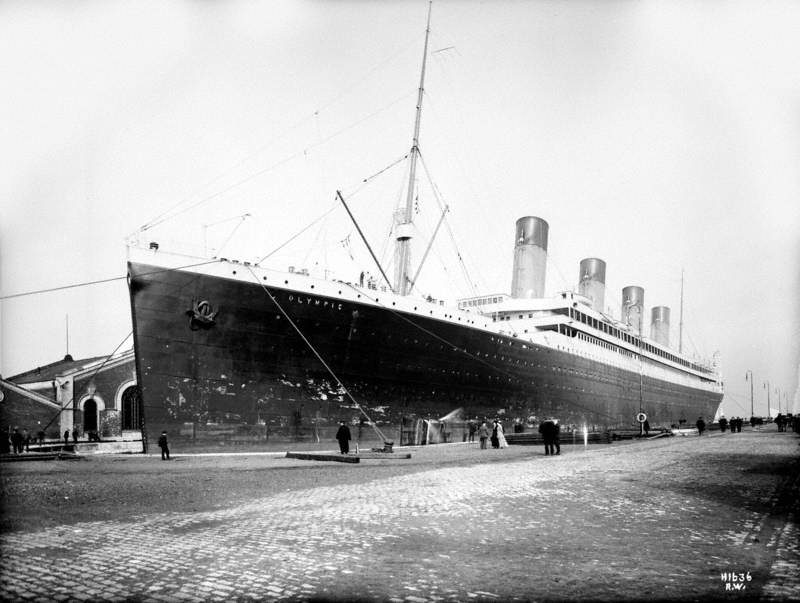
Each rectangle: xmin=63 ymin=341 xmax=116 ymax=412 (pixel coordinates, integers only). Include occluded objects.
xmin=245 ymin=266 xmax=390 ymax=444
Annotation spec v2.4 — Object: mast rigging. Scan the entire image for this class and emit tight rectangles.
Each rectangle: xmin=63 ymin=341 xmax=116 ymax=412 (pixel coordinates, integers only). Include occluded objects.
xmin=395 ymin=0 xmax=433 ymax=296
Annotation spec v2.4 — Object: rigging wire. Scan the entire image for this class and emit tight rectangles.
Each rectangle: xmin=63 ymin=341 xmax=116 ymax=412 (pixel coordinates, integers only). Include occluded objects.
xmin=419 ymin=86 xmax=495 ymax=293
xmin=215 ymin=214 xmax=250 ymax=256
xmin=37 ymin=331 xmax=134 ymax=437
xmin=0 ymin=260 xmax=220 ymax=301
xmin=256 ymin=202 xmax=340 ymax=264
xmin=417 ymin=150 xmax=477 ymax=299
xmin=255 ymin=153 xmax=409 ymax=266
xmin=138 ymin=36 xmax=423 ymax=234
xmin=142 ymin=91 xmax=417 ymax=231
xmin=245 ymin=266 xmax=390 ymax=443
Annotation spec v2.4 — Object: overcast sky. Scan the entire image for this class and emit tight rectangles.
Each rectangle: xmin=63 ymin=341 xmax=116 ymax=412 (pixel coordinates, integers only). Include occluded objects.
xmin=2 ymin=0 xmax=799 ymax=417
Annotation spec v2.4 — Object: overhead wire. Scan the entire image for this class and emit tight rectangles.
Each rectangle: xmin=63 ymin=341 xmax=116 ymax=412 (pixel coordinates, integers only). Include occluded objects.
xmin=37 ymin=331 xmax=134 ymax=439
xmin=141 ymin=91 xmax=417 ymax=232
xmin=417 ymin=149 xmax=477 ymax=299
xmin=0 ymin=260 xmax=220 ymax=301
xmin=139 ymin=35 xmax=423 ymax=233
xmin=255 ymin=152 xmax=410 ymax=266
xmin=245 ymin=266 xmax=390 ymax=443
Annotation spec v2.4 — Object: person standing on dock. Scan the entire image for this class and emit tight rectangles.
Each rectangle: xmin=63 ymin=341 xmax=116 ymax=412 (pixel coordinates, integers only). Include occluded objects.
xmin=157 ymin=431 xmax=170 ymax=460
xmin=478 ymin=421 xmax=489 ymax=449
xmin=336 ymin=421 xmax=351 ymax=454
xmin=63 ymin=430 xmax=69 ymax=446
xmin=496 ymin=420 xmax=508 ymax=449
xmin=539 ymin=419 xmax=557 ymax=455
xmin=719 ymin=416 xmax=728 ymax=433
xmin=10 ymin=428 xmax=23 ymax=454
xmin=696 ymin=417 xmax=706 ymax=436
xmin=468 ymin=421 xmax=477 ymax=443
xmin=552 ymin=419 xmax=561 ymax=455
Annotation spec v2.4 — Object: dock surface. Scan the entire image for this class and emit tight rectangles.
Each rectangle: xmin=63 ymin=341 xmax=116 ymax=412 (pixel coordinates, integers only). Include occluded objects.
xmin=1 ymin=428 xmax=797 ymax=601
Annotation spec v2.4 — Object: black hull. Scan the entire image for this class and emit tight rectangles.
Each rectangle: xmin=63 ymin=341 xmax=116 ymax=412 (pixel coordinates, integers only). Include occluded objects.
xmin=128 ymin=261 xmax=722 ymax=446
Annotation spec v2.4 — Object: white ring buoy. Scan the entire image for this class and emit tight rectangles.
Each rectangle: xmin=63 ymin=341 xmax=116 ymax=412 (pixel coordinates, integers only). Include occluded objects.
xmin=636 ymin=412 xmax=647 ymax=423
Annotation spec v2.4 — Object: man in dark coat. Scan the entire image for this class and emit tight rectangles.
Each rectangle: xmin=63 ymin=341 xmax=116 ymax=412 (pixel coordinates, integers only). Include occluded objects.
xmin=539 ymin=419 xmax=556 ymax=455
xmin=10 ymin=428 xmax=24 ymax=454
xmin=157 ymin=431 xmax=170 ymax=460
xmin=336 ymin=421 xmax=351 ymax=454
xmin=468 ymin=421 xmax=477 ymax=442
xmin=696 ymin=417 xmax=706 ymax=436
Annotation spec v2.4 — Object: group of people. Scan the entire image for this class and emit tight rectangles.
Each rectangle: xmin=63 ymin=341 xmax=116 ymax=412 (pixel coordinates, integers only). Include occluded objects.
xmin=774 ymin=413 xmax=794 ymax=432
xmin=4 ymin=427 xmax=47 ymax=454
xmin=3 ymin=426 xmax=112 ymax=454
xmin=538 ymin=418 xmax=561 ymax=455
xmin=473 ymin=419 xmax=508 ymax=449
xmin=717 ymin=416 xmax=745 ymax=433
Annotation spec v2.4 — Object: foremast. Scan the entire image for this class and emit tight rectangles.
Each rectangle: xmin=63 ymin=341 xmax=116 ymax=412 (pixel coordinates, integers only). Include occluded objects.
xmin=394 ymin=0 xmax=433 ymax=296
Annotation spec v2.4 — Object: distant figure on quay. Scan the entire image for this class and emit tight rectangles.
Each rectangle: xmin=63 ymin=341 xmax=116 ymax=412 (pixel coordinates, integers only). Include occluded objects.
xmin=696 ymin=417 xmax=706 ymax=436
xmin=157 ymin=431 xmax=170 ymax=460
xmin=336 ymin=421 xmax=351 ymax=454
xmin=10 ymin=428 xmax=24 ymax=454
xmin=496 ymin=420 xmax=508 ymax=449
xmin=539 ymin=418 xmax=560 ymax=455
xmin=478 ymin=421 xmax=489 ymax=449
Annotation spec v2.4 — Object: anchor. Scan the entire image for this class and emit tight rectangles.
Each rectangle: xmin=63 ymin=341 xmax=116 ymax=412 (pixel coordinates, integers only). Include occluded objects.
xmin=186 ymin=299 xmax=219 ymax=330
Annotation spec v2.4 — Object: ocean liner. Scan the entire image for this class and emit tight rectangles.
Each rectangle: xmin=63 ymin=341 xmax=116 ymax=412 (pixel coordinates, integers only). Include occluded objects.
xmin=127 ymin=5 xmax=723 ymax=447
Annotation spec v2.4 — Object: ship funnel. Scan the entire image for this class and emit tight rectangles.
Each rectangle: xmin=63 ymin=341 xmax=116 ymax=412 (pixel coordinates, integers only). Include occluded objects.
xmin=511 ymin=216 xmax=548 ymax=299
xmin=578 ymin=258 xmax=606 ymax=312
xmin=621 ymin=285 xmax=645 ymax=335
xmin=650 ymin=306 xmax=670 ymax=347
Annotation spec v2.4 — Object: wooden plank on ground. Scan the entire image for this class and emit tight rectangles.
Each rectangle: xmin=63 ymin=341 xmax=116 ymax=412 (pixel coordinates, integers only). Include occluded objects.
xmin=286 ymin=452 xmax=360 ymax=463
xmin=355 ymin=452 xmax=412 ymax=460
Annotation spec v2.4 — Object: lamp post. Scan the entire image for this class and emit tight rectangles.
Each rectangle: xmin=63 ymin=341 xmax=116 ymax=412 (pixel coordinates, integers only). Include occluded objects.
xmin=763 ymin=381 xmax=771 ymax=419
xmin=745 ymin=370 xmax=754 ymax=419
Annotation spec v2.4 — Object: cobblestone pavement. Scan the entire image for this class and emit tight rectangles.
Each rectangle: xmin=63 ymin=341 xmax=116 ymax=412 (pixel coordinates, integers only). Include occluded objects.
xmin=1 ymin=430 xmax=798 ymax=602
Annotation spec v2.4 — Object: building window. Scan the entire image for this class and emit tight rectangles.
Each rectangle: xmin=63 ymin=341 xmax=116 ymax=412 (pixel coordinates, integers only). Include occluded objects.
xmin=121 ymin=386 xmax=142 ymax=430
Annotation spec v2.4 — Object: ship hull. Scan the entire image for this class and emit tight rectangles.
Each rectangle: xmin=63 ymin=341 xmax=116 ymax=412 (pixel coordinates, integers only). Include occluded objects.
xmin=128 ymin=260 xmax=722 ymax=446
